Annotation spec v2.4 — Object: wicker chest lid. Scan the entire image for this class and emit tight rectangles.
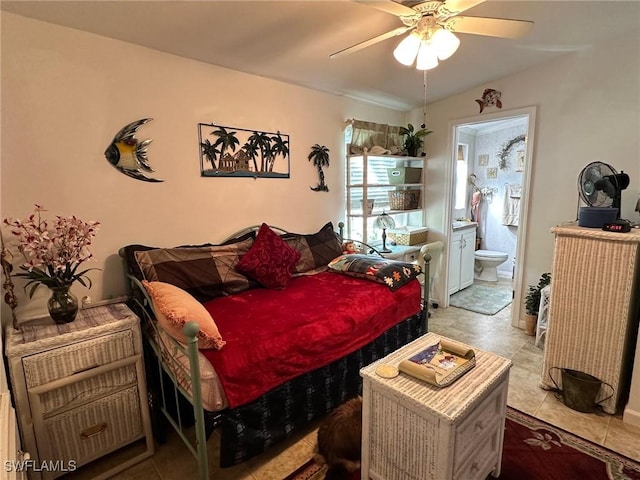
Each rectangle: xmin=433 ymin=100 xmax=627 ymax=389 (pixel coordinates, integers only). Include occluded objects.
xmin=361 ymin=332 xmax=511 ymax=423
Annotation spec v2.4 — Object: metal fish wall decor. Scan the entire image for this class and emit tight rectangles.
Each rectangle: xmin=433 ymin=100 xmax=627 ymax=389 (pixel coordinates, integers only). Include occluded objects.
xmin=104 ymin=118 xmax=163 ymax=182
xmin=476 ymin=89 xmax=502 ymax=114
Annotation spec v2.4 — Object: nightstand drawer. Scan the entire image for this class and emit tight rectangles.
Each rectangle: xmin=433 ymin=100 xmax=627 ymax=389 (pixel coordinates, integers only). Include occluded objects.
xmin=22 ymin=330 xmax=135 ymax=388
xmin=454 ymin=425 xmax=500 ymax=480
xmin=38 ymin=364 xmax=138 ymax=416
xmin=454 ymin=383 xmax=504 ymax=462
xmin=43 ymin=385 xmax=143 ymax=465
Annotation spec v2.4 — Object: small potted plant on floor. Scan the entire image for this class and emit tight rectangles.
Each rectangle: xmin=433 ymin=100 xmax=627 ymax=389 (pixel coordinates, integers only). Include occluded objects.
xmin=524 ymin=272 xmax=551 ymax=336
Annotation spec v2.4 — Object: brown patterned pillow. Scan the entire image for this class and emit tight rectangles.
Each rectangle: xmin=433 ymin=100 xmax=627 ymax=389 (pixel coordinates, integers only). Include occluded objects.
xmin=133 ymin=237 xmax=255 ymax=302
xmin=282 ymin=222 xmax=343 ymax=275
xmin=123 ymin=232 xmax=255 ymax=281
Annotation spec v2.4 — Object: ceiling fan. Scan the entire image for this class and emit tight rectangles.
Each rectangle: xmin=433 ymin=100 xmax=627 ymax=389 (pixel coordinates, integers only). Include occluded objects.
xmin=330 ymin=0 xmax=534 ymax=67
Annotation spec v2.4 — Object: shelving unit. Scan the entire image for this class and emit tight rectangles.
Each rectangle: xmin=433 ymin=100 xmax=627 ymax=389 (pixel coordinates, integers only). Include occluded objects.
xmin=346 ymin=145 xmax=425 ymax=244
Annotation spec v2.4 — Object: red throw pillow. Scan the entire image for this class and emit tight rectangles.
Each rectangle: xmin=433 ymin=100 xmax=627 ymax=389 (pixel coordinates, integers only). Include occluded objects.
xmin=237 ymin=223 xmax=301 ymax=289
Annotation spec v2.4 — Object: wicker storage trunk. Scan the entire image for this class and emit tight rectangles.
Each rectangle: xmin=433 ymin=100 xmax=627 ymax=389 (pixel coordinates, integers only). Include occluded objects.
xmin=360 ymin=333 xmax=512 ymax=480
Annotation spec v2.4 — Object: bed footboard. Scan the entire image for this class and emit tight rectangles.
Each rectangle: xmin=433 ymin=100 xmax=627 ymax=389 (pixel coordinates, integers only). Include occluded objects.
xmin=127 ymin=275 xmax=212 ymax=480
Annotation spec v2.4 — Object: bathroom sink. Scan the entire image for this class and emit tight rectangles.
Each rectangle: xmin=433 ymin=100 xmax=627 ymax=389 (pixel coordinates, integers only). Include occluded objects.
xmin=452 ymin=220 xmax=478 ymax=230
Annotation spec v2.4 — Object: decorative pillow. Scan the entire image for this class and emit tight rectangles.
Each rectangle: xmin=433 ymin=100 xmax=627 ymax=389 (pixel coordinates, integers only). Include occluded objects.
xmin=282 ymin=222 xmax=344 ymax=275
xmin=237 ymin=223 xmax=301 ymax=289
xmin=132 ymin=237 xmax=255 ymax=303
xmin=142 ymin=280 xmax=226 ymax=350
xmin=328 ymin=254 xmax=422 ymax=291
xmin=123 ymin=232 xmax=255 ymax=283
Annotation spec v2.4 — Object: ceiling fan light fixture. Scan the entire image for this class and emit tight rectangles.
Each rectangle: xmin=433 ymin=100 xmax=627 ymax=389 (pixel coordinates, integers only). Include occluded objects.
xmin=393 ymin=32 xmax=422 ymax=66
xmin=431 ymin=28 xmax=460 ymax=60
xmin=416 ymin=41 xmax=439 ymax=70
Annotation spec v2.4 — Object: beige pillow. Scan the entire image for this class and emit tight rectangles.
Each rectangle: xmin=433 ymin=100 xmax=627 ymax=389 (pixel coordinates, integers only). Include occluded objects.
xmin=142 ymin=280 xmax=226 ymax=350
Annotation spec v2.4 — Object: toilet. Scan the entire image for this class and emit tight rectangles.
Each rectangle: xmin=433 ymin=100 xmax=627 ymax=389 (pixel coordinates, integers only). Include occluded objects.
xmin=474 ymin=250 xmax=509 ymax=282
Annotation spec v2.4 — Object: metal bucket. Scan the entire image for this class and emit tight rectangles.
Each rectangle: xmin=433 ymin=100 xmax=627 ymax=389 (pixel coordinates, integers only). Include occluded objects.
xmin=549 ymin=368 xmax=613 ymax=413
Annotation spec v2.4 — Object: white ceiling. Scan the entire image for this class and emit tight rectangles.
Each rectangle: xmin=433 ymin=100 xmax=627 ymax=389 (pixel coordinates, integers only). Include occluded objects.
xmin=2 ymin=1 xmax=639 ymax=111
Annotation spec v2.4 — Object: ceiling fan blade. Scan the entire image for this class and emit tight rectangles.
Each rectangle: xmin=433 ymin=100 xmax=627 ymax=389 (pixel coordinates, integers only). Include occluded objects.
xmin=330 ymin=26 xmax=412 ymax=59
xmin=445 ymin=16 xmax=534 ymax=38
xmin=353 ymin=0 xmax=417 ymax=17
xmin=439 ymin=0 xmax=486 ymax=16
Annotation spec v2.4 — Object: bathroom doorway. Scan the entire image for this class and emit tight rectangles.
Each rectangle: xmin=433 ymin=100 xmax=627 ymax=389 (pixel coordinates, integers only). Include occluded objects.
xmin=444 ymin=107 xmax=536 ymax=328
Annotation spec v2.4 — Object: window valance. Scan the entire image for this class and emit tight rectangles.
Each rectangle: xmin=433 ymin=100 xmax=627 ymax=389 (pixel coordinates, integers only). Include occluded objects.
xmin=346 ymin=119 xmax=404 ymax=153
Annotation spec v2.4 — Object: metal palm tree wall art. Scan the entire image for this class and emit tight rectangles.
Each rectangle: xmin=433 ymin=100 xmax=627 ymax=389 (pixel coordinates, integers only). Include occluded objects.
xmin=308 ymin=144 xmax=330 ymax=192
xmin=199 ymin=123 xmax=290 ymax=178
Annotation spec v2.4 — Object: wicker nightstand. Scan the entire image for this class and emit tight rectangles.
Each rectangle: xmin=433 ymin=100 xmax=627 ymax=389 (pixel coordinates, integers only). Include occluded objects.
xmin=4 ymin=302 xmax=154 ymax=480
xmin=360 ymin=333 xmax=511 ymax=480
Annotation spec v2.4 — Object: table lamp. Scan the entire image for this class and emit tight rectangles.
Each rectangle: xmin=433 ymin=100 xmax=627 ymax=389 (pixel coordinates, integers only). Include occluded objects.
xmin=374 ymin=211 xmax=396 ymax=253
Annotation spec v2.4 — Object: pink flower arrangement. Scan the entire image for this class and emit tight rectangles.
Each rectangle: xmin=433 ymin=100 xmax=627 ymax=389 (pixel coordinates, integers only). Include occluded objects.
xmin=3 ymin=204 xmax=100 ymax=297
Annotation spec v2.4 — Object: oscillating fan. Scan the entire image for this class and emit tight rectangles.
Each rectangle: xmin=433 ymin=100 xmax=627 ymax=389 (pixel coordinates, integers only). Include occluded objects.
xmin=577 ymin=161 xmax=629 ymax=226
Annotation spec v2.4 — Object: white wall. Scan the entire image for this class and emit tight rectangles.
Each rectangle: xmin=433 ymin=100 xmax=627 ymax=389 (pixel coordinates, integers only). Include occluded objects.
xmin=413 ymin=25 xmax=640 ymax=321
xmin=0 ymin=13 xmax=406 ymax=324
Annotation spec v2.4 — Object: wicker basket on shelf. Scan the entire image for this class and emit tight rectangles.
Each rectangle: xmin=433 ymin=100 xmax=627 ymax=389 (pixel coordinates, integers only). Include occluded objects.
xmin=388 ymin=190 xmax=421 ymax=210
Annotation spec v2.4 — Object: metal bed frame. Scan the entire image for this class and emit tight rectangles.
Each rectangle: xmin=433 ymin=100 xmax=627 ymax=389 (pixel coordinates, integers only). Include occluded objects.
xmin=119 ymin=222 xmax=432 ymax=479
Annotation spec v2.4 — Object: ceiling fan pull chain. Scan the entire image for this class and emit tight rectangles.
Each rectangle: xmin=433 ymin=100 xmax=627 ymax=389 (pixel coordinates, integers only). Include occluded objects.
xmin=422 ymin=70 xmax=428 ymax=129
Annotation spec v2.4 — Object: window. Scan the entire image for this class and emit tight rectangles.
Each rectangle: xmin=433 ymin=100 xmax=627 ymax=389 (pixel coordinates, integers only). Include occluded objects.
xmin=454 ymin=144 xmax=468 ymax=210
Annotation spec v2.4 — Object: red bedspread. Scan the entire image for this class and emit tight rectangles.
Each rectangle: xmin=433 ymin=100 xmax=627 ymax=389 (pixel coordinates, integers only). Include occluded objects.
xmin=201 ymin=271 xmax=421 ymax=408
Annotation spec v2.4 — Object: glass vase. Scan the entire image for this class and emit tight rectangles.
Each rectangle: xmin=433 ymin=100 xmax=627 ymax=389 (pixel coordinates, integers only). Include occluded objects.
xmin=47 ymin=285 xmax=79 ymax=324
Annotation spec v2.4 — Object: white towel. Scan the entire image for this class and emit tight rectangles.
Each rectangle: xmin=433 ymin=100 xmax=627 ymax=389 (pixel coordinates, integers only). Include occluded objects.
xmin=503 ymin=184 xmax=521 ymax=226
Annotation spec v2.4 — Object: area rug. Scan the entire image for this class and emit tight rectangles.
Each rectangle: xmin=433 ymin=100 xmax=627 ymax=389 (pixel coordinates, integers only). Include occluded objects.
xmin=284 ymin=408 xmax=640 ymax=480
xmin=449 ymin=283 xmax=512 ymax=315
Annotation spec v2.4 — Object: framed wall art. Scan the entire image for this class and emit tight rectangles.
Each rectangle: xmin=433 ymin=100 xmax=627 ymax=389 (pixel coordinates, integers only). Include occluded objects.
xmin=199 ymin=123 xmax=290 ymax=178
xmin=516 ymin=150 xmax=525 ymax=172
xmin=487 ymin=167 xmax=498 ymax=179
xmin=478 ymin=154 xmax=489 ymax=166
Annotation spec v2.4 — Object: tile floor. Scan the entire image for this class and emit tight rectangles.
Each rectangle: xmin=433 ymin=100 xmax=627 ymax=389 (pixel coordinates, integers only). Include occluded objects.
xmin=66 ymin=280 xmax=640 ymax=479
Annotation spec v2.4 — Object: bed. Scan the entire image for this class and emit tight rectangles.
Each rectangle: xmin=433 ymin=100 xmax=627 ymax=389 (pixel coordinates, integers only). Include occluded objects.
xmin=119 ymin=221 xmax=428 ymax=479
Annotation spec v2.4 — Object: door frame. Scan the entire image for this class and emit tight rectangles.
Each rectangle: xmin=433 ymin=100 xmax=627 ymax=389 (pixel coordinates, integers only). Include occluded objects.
xmin=443 ymin=106 xmax=537 ymax=328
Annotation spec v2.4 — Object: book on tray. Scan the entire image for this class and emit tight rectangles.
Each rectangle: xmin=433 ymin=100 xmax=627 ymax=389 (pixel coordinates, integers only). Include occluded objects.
xmin=398 ymin=338 xmax=476 ymax=387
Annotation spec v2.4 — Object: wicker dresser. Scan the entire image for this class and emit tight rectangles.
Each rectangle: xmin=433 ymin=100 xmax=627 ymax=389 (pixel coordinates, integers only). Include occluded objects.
xmin=360 ymin=332 xmax=511 ymax=480
xmin=4 ymin=302 xmax=153 ymax=480
xmin=540 ymin=224 xmax=640 ymax=414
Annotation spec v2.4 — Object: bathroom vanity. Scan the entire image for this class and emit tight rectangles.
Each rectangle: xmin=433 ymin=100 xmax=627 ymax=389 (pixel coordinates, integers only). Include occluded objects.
xmin=449 ymin=222 xmax=477 ymax=295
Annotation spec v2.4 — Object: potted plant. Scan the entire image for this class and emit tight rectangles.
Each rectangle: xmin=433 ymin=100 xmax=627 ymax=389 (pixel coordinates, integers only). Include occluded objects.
xmin=3 ymin=204 xmax=100 ymax=324
xmin=399 ymin=123 xmax=432 ymax=157
xmin=524 ymin=272 xmax=551 ymax=335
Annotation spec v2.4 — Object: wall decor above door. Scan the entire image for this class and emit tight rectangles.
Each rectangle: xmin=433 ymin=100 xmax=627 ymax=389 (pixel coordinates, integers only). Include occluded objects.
xmin=199 ymin=123 xmax=290 ymax=178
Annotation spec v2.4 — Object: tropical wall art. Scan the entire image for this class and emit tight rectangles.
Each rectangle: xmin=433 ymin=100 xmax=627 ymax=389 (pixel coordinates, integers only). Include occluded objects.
xmin=199 ymin=123 xmax=290 ymax=178
xmin=104 ymin=118 xmax=163 ymax=182
xmin=308 ymin=144 xmax=330 ymax=192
